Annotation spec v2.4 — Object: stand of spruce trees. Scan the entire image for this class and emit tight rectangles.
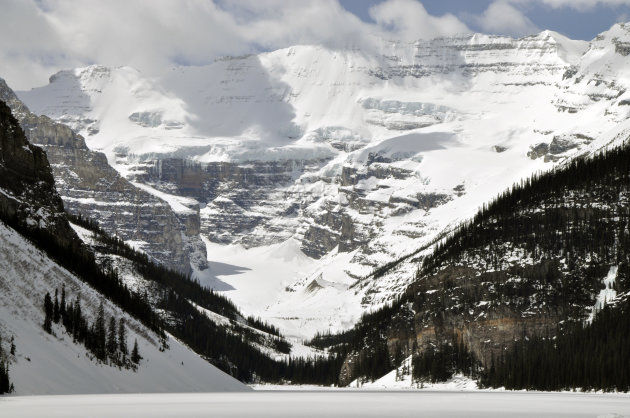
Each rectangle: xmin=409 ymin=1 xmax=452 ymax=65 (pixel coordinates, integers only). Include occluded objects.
xmin=422 ymin=141 xmax=630 ymax=294
xmin=0 ymin=211 xmax=164 ymax=338
xmin=43 ymin=286 xmax=140 ymax=369
xmin=1 ymin=200 xmax=336 ymax=382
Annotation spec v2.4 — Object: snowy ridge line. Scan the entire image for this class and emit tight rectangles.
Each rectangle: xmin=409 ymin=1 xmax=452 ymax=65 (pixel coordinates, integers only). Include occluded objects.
xmin=190 ymin=300 xmax=324 ymax=361
xmin=0 ymin=187 xmax=21 ymax=202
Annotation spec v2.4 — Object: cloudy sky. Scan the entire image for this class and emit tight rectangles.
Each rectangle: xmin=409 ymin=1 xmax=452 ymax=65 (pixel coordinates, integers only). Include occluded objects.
xmin=3 ymin=0 xmax=630 ymax=90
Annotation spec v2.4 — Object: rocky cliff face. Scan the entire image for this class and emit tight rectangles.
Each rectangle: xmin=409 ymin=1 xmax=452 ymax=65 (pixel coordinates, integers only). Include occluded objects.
xmin=0 ymin=99 xmax=79 ymax=251
xmin=1 ymin=79 xmax=203 ymax=274
xmin=142 ymin=158 xmax=316 ymax=248
xmin=386 ymin=265 xmax=564 ymax=369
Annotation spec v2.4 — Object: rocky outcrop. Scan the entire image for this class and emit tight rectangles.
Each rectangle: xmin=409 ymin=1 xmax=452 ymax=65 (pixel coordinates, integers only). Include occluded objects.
xmin=0 ymin=79 xmax=201 ymax=273
xmin=0 ymin=99 xmax=80 ymax=250
xmin=145 ymin=159 xmax=309 ymax=200
xmin=614 ymin=39 xmax=630 ymax=56
xmin=361 ymin=99 xmax=454 ymax=131
xmin=527 ymin=143 xmax=549 ymax=160
xmin=338 ymin=353 xmax=360 ymax=387
xmin=527 ymin=134 xmax=594 ymax=162
xmin=301 ymin=209 xmax=358 ymax=258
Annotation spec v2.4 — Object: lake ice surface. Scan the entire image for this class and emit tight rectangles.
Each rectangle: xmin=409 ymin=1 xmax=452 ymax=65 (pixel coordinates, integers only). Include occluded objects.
xmin=2 ymin=391 xmax=630 ymax=418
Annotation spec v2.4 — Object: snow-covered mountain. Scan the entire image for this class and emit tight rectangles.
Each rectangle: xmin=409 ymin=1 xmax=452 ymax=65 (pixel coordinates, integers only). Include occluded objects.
xmin=16 ymin=23 xmax=630 ymax=339
xmin=0 ymin=99 xmax=247 ymax=394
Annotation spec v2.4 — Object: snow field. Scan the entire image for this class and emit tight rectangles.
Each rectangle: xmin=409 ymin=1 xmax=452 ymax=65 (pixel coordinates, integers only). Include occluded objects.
xmin=2 ymin=391 xmax=630 ymax=418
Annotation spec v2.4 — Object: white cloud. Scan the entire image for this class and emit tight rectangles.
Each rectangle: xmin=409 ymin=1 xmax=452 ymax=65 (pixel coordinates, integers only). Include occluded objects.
xmin=0 ymin=0 xmax=253 ymax=89
xmin=0 ymin=0 xmax=471 ymax=90
xmin=43 ymin=0 xmax=249 ymax=70
xmin=472 ymin=1 xmax=540 ymax=37
xmin=2 ymin=0 xmax=381 ymax=89
xmin=4 ymin=0 xmax=630 ymax=91
xmin=369 ymin=0 xmax=470 ymax=41
xmin=0 ymin=0 xmax=80 ymax=90
xmin=221 ymin=0 xmax=377 ymax=51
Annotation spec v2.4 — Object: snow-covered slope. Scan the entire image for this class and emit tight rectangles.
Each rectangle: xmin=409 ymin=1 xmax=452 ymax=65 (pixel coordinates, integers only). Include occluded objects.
xmin=0 ymin=222 xmax=248 ymax=394
xmin=16 ymin=25 xmax=630 ymax=338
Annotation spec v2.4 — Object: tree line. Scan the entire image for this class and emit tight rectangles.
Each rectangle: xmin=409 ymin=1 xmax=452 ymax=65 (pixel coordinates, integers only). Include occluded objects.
xmin=411 ymin=337 xmax=480 ymax=383
xmin=68 ymin=213 xmax=348 ymax=384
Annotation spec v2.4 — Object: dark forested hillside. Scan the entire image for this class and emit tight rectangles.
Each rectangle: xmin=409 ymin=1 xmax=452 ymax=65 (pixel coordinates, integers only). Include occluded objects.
xmin=313 ymin=141 xmax=630 ymax=389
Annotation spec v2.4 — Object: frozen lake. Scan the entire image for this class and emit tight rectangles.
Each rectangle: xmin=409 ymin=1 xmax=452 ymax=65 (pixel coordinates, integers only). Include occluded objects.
xmin=2 ymin=391 xmax=630 ymax=417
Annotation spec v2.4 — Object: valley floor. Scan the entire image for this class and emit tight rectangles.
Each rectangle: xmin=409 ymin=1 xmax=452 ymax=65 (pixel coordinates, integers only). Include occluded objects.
xmin=2 ymin=391 xmax=629 ymax=418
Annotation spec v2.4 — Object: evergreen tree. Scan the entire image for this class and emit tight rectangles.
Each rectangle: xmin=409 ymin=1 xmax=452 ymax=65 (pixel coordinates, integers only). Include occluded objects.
xmin=10 ymin=337 xmax=15 ymax=356
xmin=481 ymin=300 xmax=630 ymax=392
xmin=0 ymin=333 xmax=13 ymax=394
xmin=95 ymin=300 xmax=106 ymax=360
xmin=53 ymin=288 xmax=60 ymax=324
xmin=60 ymin=284 xmax=66 ymax=319
xmin=0 ymin=361 xmax=12 ymax=394
xmin=131 ymin=339 xmax=142 ymax=364
xmin=72 ymin=297 xmax=81 ymax=341
xmin=43 ymin=292 xmax=53 ymax=334
xmin=107 ymin=316 xmax=118 ymax=361
xmin=118 ymin=318 xmax=128 ymax=360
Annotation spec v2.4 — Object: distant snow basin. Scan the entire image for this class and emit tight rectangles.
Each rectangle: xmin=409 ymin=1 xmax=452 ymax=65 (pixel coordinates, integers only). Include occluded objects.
xmin=2 ymin=392 xmax=630 ymax=418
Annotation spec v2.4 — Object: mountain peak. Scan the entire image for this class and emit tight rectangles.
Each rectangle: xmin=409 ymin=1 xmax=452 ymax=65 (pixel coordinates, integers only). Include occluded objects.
xmin=14 ymin=21 xmax=630 ymax=338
